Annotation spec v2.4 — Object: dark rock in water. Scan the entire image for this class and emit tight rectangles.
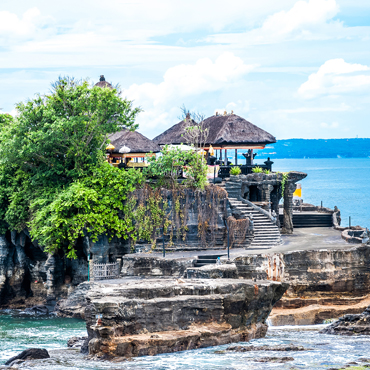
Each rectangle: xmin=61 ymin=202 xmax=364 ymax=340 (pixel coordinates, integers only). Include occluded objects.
xmin=23 ymin=305 xmax=49 ymax=315
xmin=227 ymin=344 xmax=309 ymax=352
xmin=320 ymin=306 xmax=370 ymax=335
xmin=67 ymin=336 xmax=87 ymax=348
xmin=5 ymin=348 xmax=50 ymax=365
xmin=253 ymin=356 xmax=294 ymax=363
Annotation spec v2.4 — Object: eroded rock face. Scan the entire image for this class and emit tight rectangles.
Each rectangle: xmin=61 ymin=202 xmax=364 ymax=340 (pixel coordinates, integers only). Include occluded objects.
xmin=84 ymin=278 xmax=288 ymax=358
xmin=320 ymin=306 xmax=370 ymax=335
xmin=231 ymin=245 xmax=370 ymax=325
xmin=55 ymin=282 xmax=100 ymax=319
xmin=0 ymin=231 xmax=88 ymax=309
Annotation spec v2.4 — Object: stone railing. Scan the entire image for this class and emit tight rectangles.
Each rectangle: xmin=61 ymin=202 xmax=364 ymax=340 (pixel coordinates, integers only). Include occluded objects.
xmin=239 ymin=197 xmax=277 ymax=224
xmin=93 ymin=262 xmax=120 ymax=280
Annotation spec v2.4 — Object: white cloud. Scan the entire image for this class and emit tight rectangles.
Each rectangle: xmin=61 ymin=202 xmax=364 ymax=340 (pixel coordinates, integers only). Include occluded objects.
xmin=206 ymin=0 xmax=362 ymax=45
xmin=250 ymin=0 xmax=338 ymax=43
xmin=0 ymin=8 xmax=41 ymax=36
xmin=298 ymin=58 xmax=370 ymax=98
xmin=122 ymin=53 xmax=255 ymax=136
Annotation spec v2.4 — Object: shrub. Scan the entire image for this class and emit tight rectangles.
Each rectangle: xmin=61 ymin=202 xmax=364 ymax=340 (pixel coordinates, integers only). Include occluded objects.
xmin=252 ymin=166 xmax=263 ymax=173
xmin=230 ymin=166 xmax=241 ymax=176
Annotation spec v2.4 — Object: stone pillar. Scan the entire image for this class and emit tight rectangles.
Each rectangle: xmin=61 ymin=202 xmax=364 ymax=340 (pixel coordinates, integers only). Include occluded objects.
xmin=282 ymin=182 xmax=297 ymax=234
xmin=261 ymin=184 xmax=274 ymax=209
xmin=89 ymin=258 xmax=94 ymax=282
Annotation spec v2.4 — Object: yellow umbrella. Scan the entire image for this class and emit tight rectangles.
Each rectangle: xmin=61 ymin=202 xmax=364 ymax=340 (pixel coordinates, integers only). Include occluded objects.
xmin=209 ymin=145 xmax=215 ymax=156
xmin=106 ymin=143 xmax=115 ymax=150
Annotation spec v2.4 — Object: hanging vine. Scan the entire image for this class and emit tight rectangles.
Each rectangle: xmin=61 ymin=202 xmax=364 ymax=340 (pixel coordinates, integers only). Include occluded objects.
xmin=197 ymin=185 xmax=228 ymax=247
xmin=227 ymin=216 xmax=250 ymax=248
xmin=280 ymin=172 xmax=289 ymax=194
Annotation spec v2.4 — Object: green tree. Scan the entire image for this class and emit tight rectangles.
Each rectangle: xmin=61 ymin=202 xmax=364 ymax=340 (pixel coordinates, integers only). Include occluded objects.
xmin=0 ymin=77 xmax=141 ymax=235
xmin=145 ymin=145 xmax=208 ymax=189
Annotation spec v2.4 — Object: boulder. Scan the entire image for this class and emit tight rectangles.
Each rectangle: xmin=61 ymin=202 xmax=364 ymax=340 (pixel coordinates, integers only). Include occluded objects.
xmin=23 ymin=305 xmax=49 ymax=315
xmin=5 ymin=348 xmax=50 ymax=366
xmin=67 ymin=336 xmax=87 ymax=348
xmin=320 ymin=306 xmax=370 ymax=335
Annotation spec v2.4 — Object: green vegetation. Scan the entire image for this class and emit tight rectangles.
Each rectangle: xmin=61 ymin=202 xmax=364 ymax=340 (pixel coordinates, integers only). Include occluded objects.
xmin=0 ymin=79 xmax=209 ymax=258
xmin=252 ymin=166 xmax=263 ymax=173
xmin=145 ymin=145 xmax=208 ymax=189
xmin=230 ymin=166 xmax=241 ymax=176
xmin=280 ymin=172 xmax=289 ymax=193
xmin=263 ymin=169 xmax=271 ymax=174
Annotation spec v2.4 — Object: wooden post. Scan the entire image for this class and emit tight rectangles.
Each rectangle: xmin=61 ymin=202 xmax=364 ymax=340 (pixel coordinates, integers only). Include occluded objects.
xmin=220 ymin=149 xmax=222 ymax=161
xmin=235 ymin=149 xmax=238 ymax=166
xmin=224 ymin=149 xmax=227 ymax=165
xmin=250 ymin=149 xmax=254 ymax=165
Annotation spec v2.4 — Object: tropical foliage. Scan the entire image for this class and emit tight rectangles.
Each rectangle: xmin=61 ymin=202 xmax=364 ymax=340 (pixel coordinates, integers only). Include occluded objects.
xmin=145 ymin=145 xmax=208 ymax=189
xmin=230 ymin=166 xmax=241 ymax=176
xmin=0 ymin=77 xmax=141 ymax=257
xmin=0 ymin=81 xmax=209 ymax=258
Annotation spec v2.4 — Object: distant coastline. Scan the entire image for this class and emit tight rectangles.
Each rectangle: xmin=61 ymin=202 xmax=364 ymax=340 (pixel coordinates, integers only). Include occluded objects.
xmin=255 ymin=138 xmax=370 ymax=159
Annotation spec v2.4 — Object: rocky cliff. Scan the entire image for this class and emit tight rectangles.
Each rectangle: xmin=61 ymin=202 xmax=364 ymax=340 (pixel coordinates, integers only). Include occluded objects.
xmin=228 ymin=245 xmax=370 ymax=325
xmin=0 ymin=186 xmax=247 ymax=309
xmin=82 ymin=278 xmax=287 ymax=359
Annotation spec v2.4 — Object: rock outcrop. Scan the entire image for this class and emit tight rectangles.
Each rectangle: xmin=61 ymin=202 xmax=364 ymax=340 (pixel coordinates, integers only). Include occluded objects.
xmin=320 ymin=306 xmax=370 ymax=335
xmin=83 ymin=278 xmax=287 ymax=359
xmin=227 ymin=245 xmax=370 ymax=325
xmin=5 ymin=348 xmax=50 ymax=366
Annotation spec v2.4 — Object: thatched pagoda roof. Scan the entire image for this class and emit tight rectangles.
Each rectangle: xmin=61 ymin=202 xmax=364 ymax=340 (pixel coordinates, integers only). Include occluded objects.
xmin=94 ymin=75 xmax=113 ymax=89
xmin=153 ymin=114 xmax=276 ymax=148
xmin=108 ymin=129 xmax=161 ymax=154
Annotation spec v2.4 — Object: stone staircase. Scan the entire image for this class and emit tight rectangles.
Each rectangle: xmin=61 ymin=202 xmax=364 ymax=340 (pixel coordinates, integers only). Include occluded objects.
xmin=228 ymin=198 xmax=282 ymax=249
xmin=193 ymin=254 xmax=226 ymax=267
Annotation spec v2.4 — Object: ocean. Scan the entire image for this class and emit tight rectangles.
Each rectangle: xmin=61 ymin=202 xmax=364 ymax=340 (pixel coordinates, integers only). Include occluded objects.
xmin=270 ymin=158 xmax=370 ymax=228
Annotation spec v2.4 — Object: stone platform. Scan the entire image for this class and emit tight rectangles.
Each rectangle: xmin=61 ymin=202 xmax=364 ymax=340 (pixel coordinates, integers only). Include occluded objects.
xmin=83 ymin=278 xmax=287 ymax=359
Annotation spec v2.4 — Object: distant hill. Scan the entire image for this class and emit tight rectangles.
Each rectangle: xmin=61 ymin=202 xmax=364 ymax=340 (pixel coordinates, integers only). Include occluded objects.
xmin=256 ymin=138 xmax=370 ymax=159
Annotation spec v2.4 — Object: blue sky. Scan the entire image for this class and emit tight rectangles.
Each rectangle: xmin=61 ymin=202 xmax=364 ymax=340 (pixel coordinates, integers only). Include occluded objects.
xmin=0 ymin=0 xmax=369 ymax=139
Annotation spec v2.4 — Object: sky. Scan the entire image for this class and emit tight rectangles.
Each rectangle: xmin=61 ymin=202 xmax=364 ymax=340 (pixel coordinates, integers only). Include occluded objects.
xmin=0 ymin=0 xmax=369 ymax=140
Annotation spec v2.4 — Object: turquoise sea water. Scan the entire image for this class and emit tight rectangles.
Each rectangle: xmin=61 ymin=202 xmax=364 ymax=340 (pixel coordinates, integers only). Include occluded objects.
xmin=0 ymin=310 xmax=86 ymax=364
xmin=1 ymin=313 xmax=370 ymax=369
xmin=269 ymin=157 xmax=370 ymax=228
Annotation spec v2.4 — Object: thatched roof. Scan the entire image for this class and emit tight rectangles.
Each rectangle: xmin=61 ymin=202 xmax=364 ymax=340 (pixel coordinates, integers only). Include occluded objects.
xmin=108 ymin=129 xmax=161 ymax=154
xmin=153 ymin=114 xmax=276 ymax=148
xmin=94 ymin=75 xmax=113 ymax=89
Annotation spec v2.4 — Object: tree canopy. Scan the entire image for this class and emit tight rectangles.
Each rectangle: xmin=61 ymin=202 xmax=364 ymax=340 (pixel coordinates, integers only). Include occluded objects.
xmin=0 ymin=77 xmax=141 ymax=256
xmin=0 ymin=80 xmax=209 ymax=258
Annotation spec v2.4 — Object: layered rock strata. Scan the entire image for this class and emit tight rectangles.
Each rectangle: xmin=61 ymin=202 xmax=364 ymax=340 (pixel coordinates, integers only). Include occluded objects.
xmin=83 ymin=278 xmax=287 ymax=358
xmin=227 ymin=245 xmax=370 ymax=325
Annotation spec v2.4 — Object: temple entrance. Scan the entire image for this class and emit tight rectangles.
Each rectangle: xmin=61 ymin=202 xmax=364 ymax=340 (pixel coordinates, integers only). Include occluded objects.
xmin=249 ymin=185 xmax=261 ymax=202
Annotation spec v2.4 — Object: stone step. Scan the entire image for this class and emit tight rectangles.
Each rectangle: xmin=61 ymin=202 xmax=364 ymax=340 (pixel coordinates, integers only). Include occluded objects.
xmin=228 ymin=197 xmax=282 ymax=248
xmin=253 ymin=237 xmax=281 ymax=240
